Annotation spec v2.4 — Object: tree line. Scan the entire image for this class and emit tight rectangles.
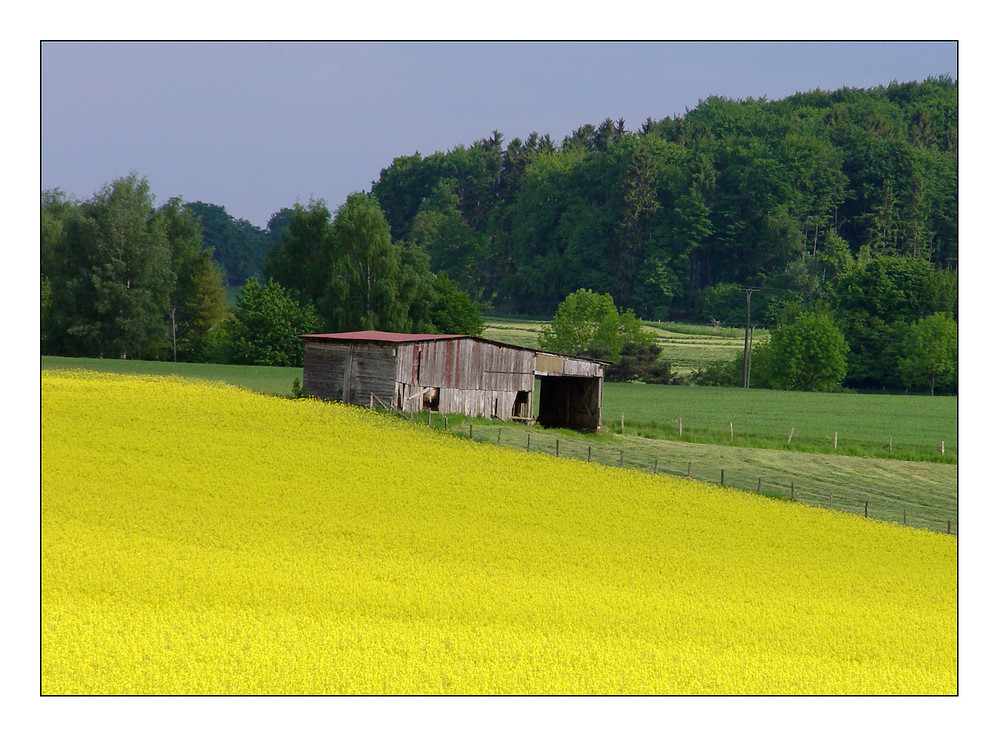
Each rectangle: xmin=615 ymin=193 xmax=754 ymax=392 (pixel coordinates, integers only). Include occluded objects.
xmin=370 ymin=77 xmax=956 ymax=321
xmin=40 ymin=76 xmax=957 ymax=391
xmin=41 ymin=178 xmax=483 ymax=367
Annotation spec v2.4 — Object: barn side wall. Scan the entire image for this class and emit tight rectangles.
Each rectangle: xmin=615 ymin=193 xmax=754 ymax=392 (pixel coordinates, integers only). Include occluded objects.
xmin=303 ymin=341 xmax=397 ymax=405
xmin=395 ymin=339 xmax=535 ymax=420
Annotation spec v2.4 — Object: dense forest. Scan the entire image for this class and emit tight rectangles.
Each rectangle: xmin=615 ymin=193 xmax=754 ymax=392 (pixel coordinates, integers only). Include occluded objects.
xmin=41 ymin=77 xmax=958 ymax=391
xmin=371 ymin=76 xmax=957 ymax=320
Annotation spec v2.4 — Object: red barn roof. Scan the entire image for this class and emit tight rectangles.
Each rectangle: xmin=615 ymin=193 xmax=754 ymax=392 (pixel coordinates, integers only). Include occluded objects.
xmin=298 ymin=330 xmax=469 ymax=343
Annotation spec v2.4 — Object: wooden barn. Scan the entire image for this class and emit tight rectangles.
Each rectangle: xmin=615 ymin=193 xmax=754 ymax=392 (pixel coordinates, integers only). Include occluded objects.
xmin=299 ymin=331 xmax=609 ymax=431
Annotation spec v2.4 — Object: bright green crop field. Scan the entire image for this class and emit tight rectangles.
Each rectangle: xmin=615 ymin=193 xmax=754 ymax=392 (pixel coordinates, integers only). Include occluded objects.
xmin=603 ymin=383 xmax=957 ymax=463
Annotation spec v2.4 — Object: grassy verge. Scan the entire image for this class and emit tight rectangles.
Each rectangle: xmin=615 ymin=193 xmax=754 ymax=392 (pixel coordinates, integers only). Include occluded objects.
xmin=430 ymin=413 xmax=957 ymax=535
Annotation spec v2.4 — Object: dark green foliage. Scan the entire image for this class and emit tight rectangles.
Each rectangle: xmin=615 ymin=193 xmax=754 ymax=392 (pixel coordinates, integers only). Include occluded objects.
xmin=602 ymin=341 xmax=677 ymax=384
xmin=758 ymin=307 xmax=848 ymax=392
xmin=541 ymin=289 xmax=671 ymax=382
xmin=428 ymin=274 xmax=485 ymax=336
xmin=834 ymin=255 xmax=956 ymax=389
xmin=42 ymin=175 xmax=177 ymax=359
xmin=183 ymin=201 xmax=273 ymax=287
xmin=263 ymin=195 xmax=484 ymax=337
xmin=898 ymin=312 xmax=957 ymax=395
xmin=539 ymin=289 xmax=636 ymax=360
xmin=368 ymin=77 xmax=956 ymax=335
xmin=691 ymin=357 xmax=744 ymax=388
xmin=221 ymin=278 xmax=321 ymax=367
xmin=42 ymin=177 xmax=230 ymax=362
xmin=181 ymin=253 xmax=230 ymax=361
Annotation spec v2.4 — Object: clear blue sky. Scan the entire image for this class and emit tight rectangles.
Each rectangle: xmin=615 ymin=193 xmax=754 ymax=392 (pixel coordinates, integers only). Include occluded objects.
xmin=41 ymin=41 xmax=957 ymax=228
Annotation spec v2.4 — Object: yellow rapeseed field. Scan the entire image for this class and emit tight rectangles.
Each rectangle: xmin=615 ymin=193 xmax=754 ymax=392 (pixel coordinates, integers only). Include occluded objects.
xmin=41 ymin=371 xmax=957 ymax=695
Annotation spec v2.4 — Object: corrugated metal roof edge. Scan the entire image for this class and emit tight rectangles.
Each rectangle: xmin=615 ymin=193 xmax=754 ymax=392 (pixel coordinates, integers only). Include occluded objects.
xmin=298 ymin=331 xmax=612 ymax=365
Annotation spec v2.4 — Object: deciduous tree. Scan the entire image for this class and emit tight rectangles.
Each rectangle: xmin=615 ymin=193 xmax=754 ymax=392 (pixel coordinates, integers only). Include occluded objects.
xmin=898 ymin=312 xmax=957 ymax=395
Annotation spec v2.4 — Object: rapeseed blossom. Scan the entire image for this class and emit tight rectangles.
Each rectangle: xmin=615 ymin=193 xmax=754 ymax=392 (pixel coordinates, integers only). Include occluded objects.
xmin=41 ymin=371 xmax=957 ymax=694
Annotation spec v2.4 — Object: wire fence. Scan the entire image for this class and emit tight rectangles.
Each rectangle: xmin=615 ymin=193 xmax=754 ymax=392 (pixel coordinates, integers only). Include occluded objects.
xmin=421 ymin=415 xmax=957 ymax=537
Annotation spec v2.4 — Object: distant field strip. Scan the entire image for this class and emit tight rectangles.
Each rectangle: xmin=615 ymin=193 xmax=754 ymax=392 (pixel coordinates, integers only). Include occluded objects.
xmin=42 ymin=371 xmax=956 ymax=695
xmin=482 ymin=317 xmax=760 ymax=375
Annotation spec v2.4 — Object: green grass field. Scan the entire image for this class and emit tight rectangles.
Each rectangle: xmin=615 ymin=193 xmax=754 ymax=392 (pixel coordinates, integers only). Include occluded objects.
xmin=603 ymin=383 xmax=957 ymax=463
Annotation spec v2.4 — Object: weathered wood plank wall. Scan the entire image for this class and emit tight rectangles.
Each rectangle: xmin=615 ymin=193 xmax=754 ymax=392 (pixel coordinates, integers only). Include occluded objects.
xmin=303 ymin=342 xmax=396 ymax=405
xmin=396 ymin=338 xmax=535 ymax=419
xmin=303 ymin=336 xmax=604 ymax=427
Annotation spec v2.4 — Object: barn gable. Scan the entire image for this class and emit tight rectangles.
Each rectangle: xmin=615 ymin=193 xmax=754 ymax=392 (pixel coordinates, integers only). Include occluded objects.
xmin=299 ymin=331 xmax=608 ymax=431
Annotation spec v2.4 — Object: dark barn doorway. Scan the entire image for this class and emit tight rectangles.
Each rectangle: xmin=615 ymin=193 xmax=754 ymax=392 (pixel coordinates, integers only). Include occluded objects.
xmin=536 ymin=375 xmax=602 ymax=431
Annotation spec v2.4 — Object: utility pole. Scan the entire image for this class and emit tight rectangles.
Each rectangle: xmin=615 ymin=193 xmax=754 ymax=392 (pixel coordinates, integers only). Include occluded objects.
xmin=739 ymin=287 xmax=759 ymax=389
xmin=170 ymin=306 xmax=178 ymax=362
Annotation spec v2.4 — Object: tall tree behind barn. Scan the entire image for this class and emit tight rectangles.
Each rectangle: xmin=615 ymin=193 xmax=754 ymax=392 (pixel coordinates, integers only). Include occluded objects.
xmin=300 ymin=331 xmax=608 ymax=431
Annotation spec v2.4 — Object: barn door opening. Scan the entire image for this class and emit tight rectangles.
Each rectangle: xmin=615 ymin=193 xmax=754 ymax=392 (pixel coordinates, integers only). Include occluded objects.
xmin=537 ymin=376 xmax=601 ymax=431
xmin=511 ymin=390 xmax=531 ymax=421
xmin=422 ymin=387 xmax=440 ymax=412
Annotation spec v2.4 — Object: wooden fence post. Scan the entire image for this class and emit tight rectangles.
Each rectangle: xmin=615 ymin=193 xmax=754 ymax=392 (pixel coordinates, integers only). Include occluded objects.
xmin=834 ymin=431 xmax=838 ymax=450
xmin=497 ymin=429 xmax=502 ymax=444
xmin=654 ymin=459 xmax=659 ymax=473
xmin=619 ymin=450 xmax=624 ymax=467
xmin=790 ymin=480 xmax=795 ymax=500
xmin=730 ymin=422 xmax=734 ymax=441
xmin=941 ymin=441 xmax=945 ymax=455
xmin=865 ymin=499 xmax=869 ymax=518
xmin=903 ymin=508 xmax=907 ymax=526
xmin=527 ymin=433 xmax=531 ymax=451
xmin=787 ymin=427 xmax=795 ymax=444
xmin=757 ymin=478 xmax=762 ymax=494
xmin=469 ymin=423 xmax=473 ymax=438
xmin=721 ymin=469 xmax=725 ymax=486
xmin=587 ymin=446 xmax=592 ymax=462
xmin=621 ymin=412 xmax=625 ymax=433
xmin=679 ymin=417 xmax=683 ymax=438
xmin=444 ymin=416 xmax=449 ymax=430
xmin=555 ymin=439 xmax=560 ymax=457
xmin=889 ymin=437 xmax=893 ymax=454
xmin=427 ymin=411 xmax=432 ymax=426
xmin=687 ymin=462 xmax=691 ymax=477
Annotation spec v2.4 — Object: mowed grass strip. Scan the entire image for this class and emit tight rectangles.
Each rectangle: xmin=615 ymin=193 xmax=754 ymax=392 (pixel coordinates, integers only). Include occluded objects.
xmin=445 ymin=419 xmax=957 ymax=534
xmin=42 ymin=371 xmax=956 ymax=695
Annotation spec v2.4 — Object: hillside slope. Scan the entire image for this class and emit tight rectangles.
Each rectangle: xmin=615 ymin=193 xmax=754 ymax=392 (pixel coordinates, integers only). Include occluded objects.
xmin=42 ymin=371 xmax=957 ymax=694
